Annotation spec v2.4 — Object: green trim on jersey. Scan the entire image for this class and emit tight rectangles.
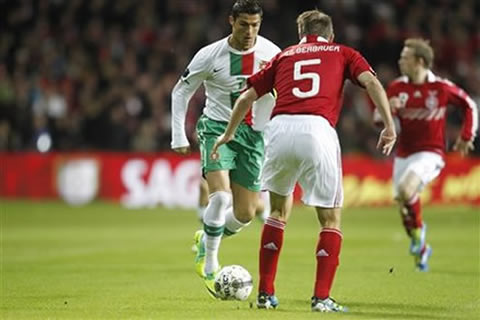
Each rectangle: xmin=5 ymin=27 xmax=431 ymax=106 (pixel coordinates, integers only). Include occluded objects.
xmin=196 ymin=115 xmax=264 ymax=192
xmin=230 ymin=53 xmax=242 ymax=75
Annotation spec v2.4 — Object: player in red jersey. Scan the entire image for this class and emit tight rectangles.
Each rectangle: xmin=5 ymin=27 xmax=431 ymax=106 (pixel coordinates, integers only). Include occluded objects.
xmin=373 ymin=38 xmax=478 ymax=271
xmin=211 ymin=10 xmax=396 ymax=312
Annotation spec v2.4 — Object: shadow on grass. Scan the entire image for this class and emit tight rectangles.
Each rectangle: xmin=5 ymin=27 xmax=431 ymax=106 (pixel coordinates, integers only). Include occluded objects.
xmin=344 ymin=301 xmax=454 ymax=319
xmin=285 ymin=299 xmax=455 ymax=319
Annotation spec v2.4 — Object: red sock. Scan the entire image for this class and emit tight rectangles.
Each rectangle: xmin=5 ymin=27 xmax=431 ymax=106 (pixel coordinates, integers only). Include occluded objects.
xmin=401 ymin=195 xmax=423 ymax=236
xmin=314 ymin=228 xmax=342 ymax=299
xmin=259 ymin=217 xmax=285 ymax=295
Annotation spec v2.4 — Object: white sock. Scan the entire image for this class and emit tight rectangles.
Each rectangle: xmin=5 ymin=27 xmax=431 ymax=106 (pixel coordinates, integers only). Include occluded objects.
xmin=203 ymin=191 xmax=232 ymax=275
xmin=205 ymin=235 xmax=222 ymax=274
xmin=197 ymin=206 xmax=206 ymax=222
xmin=224 ymin=208 xmax=250 ymax=236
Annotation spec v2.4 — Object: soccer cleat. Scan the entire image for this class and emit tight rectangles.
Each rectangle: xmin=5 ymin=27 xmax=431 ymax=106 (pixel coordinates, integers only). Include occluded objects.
xmin=204 ymin=270 xmax=220 ymax=299
xmin=256 ymin=292 xmax=279 ymax=309
xmin=311 ymin=297 xmax=348 ymax=312
xmin=194 ymin=230 xmax=206 ymax=278
xmin=415 ymin=244 xmax=432 ymax=272
xmin=409 ymin=224 xmax=427 ymax=255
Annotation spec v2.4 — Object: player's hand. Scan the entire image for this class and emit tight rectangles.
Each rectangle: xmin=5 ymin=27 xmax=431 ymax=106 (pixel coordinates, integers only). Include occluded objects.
xmin=453 ymin=137 xmax=474 ymax=156
xmin=173 ymin=146 xmax=191 ymax=155
xmin=210 ymin=133 xmax=234 ymax=161
xmin=376 ymin=126 xmax=396 ymax=156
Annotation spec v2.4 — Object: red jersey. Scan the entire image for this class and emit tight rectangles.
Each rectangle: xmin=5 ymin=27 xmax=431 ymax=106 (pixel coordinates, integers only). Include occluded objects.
xmin=387 ymin=71 xmax=478 ymax=158
xmin=247 ymin=35 xmax=374 ymax=127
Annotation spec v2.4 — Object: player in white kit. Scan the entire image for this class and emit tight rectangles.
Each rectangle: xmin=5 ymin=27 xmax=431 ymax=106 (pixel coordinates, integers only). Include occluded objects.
xmin=170 ymin=0 xmax=280 ymax=298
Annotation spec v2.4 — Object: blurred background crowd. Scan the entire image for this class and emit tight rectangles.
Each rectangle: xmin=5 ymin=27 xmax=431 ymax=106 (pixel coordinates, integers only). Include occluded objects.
xmin=1 ymin=0 xmax=479 ymax=155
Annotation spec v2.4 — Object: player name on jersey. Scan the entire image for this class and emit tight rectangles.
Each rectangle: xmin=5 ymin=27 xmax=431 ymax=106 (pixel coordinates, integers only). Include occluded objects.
xmin=284 ymin=45 xmax=340 ymax=56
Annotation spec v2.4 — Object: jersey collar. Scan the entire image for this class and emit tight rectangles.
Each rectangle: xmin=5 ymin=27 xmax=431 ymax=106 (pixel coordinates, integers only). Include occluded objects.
xmin=426 ymin=70 xmax=436 ymax=83
xmin=299 ymin=35 xmax=329 ymax=44
xmin=227 ymin=35 xmax=258 ymax=54
xmin=401 ymin=70 xmax=436 ymax=84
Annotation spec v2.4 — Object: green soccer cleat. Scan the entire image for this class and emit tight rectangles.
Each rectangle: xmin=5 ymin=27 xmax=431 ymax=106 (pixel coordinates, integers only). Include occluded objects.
xmin=204 ymin=270 xmax=220 ymax=300
xmin=194 ymin=230 xmax=206 ymax=278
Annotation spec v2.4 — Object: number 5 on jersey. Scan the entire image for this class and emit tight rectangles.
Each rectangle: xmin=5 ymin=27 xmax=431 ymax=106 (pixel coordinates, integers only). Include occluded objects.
xmin=292 ymin=59 xmax=321 ymax=98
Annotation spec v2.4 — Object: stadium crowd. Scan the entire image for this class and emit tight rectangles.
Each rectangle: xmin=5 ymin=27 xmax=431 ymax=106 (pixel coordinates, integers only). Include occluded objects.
xmin=1 ymin=0 xmax=478 ymax=154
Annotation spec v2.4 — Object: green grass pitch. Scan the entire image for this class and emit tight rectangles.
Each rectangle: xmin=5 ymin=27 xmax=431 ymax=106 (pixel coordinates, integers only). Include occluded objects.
xmin=1 ymin=200 xmax=479 ymax=319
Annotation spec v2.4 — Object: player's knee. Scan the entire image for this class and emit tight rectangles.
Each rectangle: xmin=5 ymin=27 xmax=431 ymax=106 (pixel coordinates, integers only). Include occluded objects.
xmin=397 ymin=184 xmax=414 ymax=204
xmin=255 ymin=198 xmax=265 ymax=215
xmin=204 ymin=191 xmax=231 ymax=227
xmin=233 ymin=204 xmax=256 ymax=224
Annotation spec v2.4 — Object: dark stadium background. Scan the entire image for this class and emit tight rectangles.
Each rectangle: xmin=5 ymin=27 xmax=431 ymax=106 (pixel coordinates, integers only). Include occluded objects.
xmin=1 ymin=0 xmax=478 ymax=155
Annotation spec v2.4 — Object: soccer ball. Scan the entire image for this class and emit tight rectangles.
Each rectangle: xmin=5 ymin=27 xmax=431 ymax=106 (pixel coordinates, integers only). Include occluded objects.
xmin=214 ymin=265 xmax=253 ymax=301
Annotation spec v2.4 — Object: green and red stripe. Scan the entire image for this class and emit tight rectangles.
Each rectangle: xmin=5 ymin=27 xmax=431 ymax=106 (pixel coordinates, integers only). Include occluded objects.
xmin=230 ymin=52 xmax=254 ymax=75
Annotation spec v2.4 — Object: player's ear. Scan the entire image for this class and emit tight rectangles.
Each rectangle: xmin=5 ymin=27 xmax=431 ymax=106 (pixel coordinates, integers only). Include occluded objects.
xmin=329 ymin=33 xmax=335 ymax=43
xmin=229 ymin=15 xmax=234 ymax=27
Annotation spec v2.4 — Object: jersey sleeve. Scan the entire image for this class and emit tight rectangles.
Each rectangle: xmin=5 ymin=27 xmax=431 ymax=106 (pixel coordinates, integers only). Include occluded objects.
xmin=247 ymin=52 xmax=280 ymax=98
xmin=344 ymin=47 xmax=375 ymax=88
xmin=444 ymin=81 xmax=479 ymax=142
xmin=171 ymin=47 xmax=211 ymax=149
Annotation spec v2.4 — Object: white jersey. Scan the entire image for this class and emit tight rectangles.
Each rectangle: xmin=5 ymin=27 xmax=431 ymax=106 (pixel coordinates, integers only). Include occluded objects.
xmin=171 ymin=35 xmax=281 ymax=148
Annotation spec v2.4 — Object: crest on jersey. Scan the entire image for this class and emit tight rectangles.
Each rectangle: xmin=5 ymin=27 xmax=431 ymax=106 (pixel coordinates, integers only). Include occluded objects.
xmin=398 ymin=92 xmax=409 ymax=108
xmin=426 ymin=90 xmax=438 ymax=109
xmin=258 ymin=60 xmax=268 ymax=70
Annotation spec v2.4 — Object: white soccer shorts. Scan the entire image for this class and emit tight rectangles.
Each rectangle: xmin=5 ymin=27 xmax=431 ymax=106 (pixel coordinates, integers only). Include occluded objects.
xmin=261 ymin=115 xmax=343 ymax=208
xmin=393 ymin=151 xmax=445 ymax=197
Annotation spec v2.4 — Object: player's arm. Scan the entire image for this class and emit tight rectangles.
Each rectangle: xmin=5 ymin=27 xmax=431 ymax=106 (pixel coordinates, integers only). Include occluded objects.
xmin=358 ymin=71 xmax=397 ymax=155
xmin=446 ymin=83 xmax=478 ymax=156
xmin=210 ymin=87 xmax=259 ymax=160
xmin=171 ymin=49 xmax=210 ymax=154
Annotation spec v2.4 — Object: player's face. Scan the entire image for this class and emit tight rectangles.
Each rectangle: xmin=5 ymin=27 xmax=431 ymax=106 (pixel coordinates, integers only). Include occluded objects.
xmin=229 ymin=13 xmax=262 ymax=51
xmin=398 ymin=47 xmax=418 ymax=77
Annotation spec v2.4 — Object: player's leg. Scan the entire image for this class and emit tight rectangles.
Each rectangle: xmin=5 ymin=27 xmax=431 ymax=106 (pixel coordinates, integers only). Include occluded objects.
xmin=395 ymin=170 xmax=425 ymax=249
xmin=203 ymin=170 xmax=231 ymax=275
xmin=311 ymin=207 xmax=347 ymax=312
xmin=254 ymin=116 xmax=298 ymax=309
xmin=197 ymin=178 xmax=209 ymax=222
xmin=192 ymin=178 xmax=209 ymax=253
xmin=225 ymin=122 xmax=265 ymax=236
xmin=393 ymin=152 xmax=444 ymax=271
xmin=255 ymin=191 xmax=271 ymax=222
xmin=395 ymin=170 xmax=432 ymax=270
xmin=223 ymin=183 xmax=257 ymax=236
xmin=195 ymin=115 xmax=236 ymax=297
xmin=256 ymin=191 xmax=293 ymax=309
xmin=293 ymin=115 xmax=347 ymax=312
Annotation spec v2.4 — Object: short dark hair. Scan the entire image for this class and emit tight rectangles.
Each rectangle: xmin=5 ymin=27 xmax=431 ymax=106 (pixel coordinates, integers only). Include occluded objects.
xmin=296 ymin=10 xmax=333 ymax=39
xmin=404 ymin=38 xmax=434 ymax=69
xmin=231 ymin=0 xmax=263 ymax=19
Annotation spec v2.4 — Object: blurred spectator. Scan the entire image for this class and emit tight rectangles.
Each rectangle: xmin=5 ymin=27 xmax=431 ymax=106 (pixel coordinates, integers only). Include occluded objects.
xmin=0 ymin=0 xmax=478 ymax=155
